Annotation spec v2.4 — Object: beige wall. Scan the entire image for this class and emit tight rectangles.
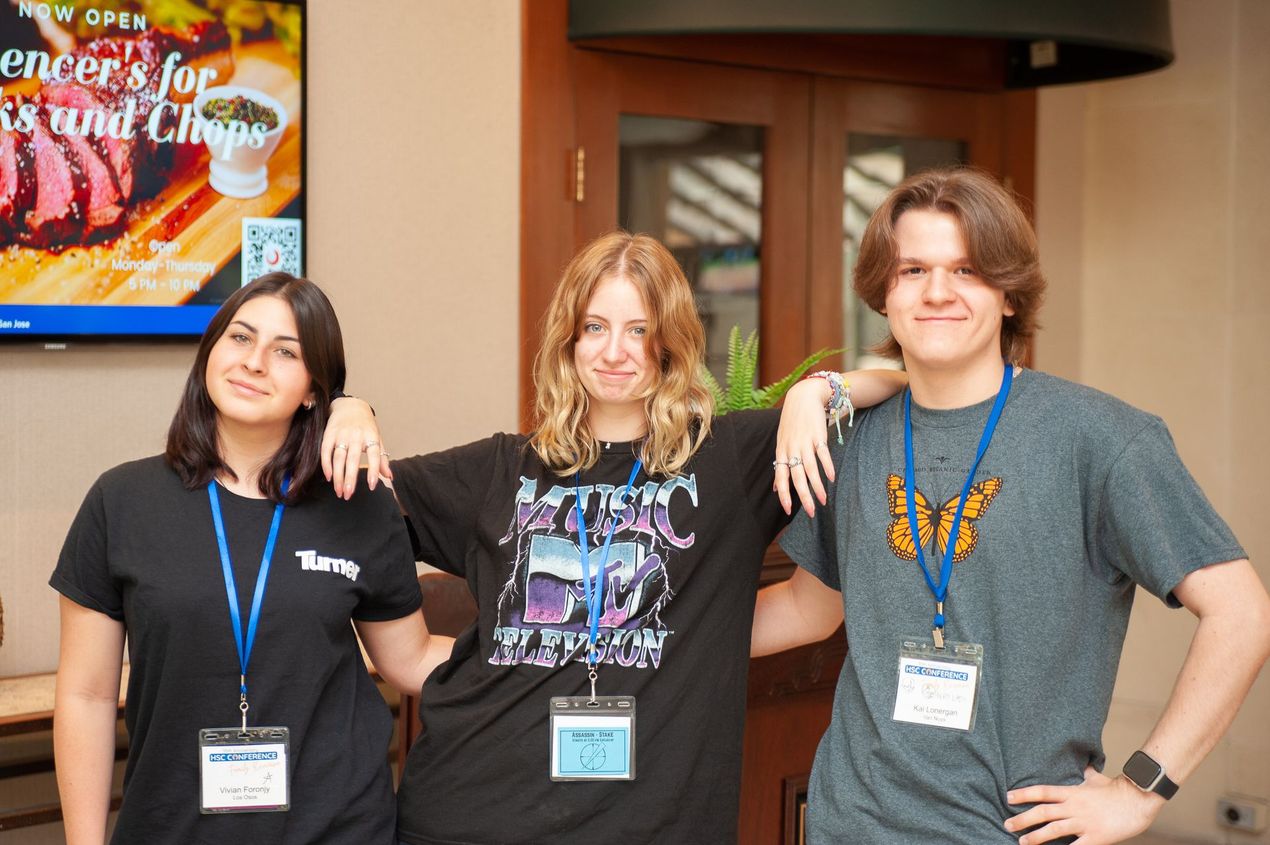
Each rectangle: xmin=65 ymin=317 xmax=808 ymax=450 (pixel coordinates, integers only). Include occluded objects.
xmin=1036 ymin=1 xmax=1270 ymax=840
xmin=0 ymin=0 xmax=521 ymax=677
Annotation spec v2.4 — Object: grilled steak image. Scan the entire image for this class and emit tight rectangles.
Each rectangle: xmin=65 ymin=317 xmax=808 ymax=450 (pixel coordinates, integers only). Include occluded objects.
xmin=23 ymin=107 xmax=91 ymax=246
xmin=0 ymin=97 xmax=38 ymax=238
xmin=1 ymin=22 xmax=233 ymax=249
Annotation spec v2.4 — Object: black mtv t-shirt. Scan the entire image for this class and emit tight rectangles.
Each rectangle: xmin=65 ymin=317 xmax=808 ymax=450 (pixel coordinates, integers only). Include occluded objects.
xmin=390 ymin=410 xmax=789 ymax=845
xmin=51 ymin=456 xmax=421 ymax=845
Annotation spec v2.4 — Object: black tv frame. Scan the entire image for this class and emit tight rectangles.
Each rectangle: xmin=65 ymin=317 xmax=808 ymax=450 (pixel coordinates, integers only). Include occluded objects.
xmin=0 ymin=0 xmax=307 ymax=345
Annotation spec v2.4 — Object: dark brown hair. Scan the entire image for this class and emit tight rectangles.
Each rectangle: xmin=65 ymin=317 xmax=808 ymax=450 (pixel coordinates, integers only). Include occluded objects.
xmin=165 ymin=272 xmax=346 ymax=504
xmin=853 ymin=166 xmax=1046 ymax=363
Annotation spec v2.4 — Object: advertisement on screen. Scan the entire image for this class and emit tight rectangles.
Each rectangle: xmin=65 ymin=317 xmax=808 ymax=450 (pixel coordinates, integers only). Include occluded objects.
xmin=0 ymin=0 xmax=305 ymax=339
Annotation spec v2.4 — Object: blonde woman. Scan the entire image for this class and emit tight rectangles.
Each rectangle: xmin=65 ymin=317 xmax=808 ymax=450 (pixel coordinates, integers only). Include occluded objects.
xmin=324 ymin=232 xmax=904 ymax=843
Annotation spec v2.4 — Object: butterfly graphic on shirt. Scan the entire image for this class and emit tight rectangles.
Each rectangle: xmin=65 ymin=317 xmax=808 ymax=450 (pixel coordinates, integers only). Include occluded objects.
xmin=885 ymin=473 xmax=1003 ymax=564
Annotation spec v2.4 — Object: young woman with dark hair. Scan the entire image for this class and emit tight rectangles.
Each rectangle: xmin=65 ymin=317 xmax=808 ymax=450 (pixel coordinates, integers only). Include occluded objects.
xmin=164 ymin=271 xmax=348 ymax=503
xmin=52 ymin=273 xmax=452 ymax=845
xmin=323 ymin=233 xmax=907 ymax=843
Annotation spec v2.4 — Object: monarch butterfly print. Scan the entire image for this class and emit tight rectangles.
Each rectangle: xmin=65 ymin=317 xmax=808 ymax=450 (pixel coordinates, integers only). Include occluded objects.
xmin=885 ymin=474 xmax=1003 ymax=564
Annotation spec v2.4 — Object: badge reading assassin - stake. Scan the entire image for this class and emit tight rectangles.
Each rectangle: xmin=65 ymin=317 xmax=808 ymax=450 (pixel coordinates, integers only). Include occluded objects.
xmin=550 ymin=696 xmax=636 ymax=781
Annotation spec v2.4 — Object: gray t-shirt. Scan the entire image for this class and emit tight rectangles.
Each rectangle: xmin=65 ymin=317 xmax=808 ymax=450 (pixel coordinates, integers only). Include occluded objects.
xmin=780 ymin=370 xmax=1245 ymax=844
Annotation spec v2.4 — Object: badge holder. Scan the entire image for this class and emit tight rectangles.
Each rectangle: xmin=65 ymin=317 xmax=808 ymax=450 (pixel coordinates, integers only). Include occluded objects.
xmin=198 ymin=725 xmax=291 ymax=813
xmin=892 ymin=639 xmax=984 ymax=732
xmin=549 ymin=696 xmax=635 ymax=781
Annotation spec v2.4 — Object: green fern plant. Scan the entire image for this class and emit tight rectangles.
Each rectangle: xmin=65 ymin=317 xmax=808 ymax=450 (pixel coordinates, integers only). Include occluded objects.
xmin=701 ymin=326 xmax=846 ymax=415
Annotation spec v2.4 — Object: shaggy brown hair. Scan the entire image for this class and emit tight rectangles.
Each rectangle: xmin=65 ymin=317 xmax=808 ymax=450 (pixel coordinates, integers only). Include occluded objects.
xmin=853 ymin=166 xmax=1046 ymax=363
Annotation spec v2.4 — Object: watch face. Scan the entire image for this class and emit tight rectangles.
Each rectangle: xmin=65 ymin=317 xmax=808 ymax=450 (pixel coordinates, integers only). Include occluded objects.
xmin=1123 ymin=751 xmax=1162 ymax=788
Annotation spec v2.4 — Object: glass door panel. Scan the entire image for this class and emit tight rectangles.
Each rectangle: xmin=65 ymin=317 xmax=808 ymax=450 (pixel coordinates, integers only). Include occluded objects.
xmin=618 ymin=116 xmax=764 ymax=383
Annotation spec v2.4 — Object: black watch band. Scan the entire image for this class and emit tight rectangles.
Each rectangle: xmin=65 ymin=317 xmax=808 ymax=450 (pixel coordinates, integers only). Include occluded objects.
xmin=330 ymin=390 xmax=375 ymax=416
xmin=1122 ymin=750 xmax=1179 ymax=800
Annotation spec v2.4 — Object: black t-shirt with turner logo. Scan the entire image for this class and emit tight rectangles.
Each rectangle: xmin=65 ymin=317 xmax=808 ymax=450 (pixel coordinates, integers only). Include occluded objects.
xmin=52 ymin=456 xmax=421 ymax=845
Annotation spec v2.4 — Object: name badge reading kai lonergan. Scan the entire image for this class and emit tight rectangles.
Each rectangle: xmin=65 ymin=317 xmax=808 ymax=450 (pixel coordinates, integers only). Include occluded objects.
xmin=550 ymin=696 xmax=635 ymax=781
xmin=892 ymin=640 xmax=984 ymax=732
xmin=199 ymin=727 xmax=290 ymax=813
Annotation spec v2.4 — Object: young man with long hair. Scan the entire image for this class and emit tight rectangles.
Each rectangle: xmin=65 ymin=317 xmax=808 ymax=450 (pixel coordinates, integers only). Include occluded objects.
xmin=770 ymin=167 xmax=1269 ymax=844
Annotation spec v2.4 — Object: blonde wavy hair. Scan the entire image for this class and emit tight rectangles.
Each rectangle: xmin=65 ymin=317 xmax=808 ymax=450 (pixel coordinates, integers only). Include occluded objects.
xmin=530 ymin=232 xmax=714 ymax=477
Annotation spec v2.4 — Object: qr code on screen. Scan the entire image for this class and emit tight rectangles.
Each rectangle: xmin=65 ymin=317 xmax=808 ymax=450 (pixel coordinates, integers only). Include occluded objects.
xmin=242 ymin=217 xmax=303 ymax=284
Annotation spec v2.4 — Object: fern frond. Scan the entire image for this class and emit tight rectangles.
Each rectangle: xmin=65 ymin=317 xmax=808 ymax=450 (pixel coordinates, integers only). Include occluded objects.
xmin=703 ymin=324 xmax=848 ymax=415
xmin=725 ymin=327 xmax=758 ymax=412
xmin=720 ymin=326 xmax=742 ymax=411
xmin=700 ymin=365 xmax=726 ymax=411
xmin=755 ymin=347 xmax=847 ymax=407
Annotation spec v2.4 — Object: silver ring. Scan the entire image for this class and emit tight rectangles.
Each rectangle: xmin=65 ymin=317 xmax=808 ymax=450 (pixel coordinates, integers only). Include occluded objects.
xmin=772 ymin=459 xmax=790 ymax=468
xmin=380 ymin=451 xmax=390 ymax=459
xmin=788 ymin=456 xmax=803 ymax=468
xmin=365 ymin=440 xmax=379 ymax=449
xmin=335 ymin=443 xmax=348 ymax=451
xmin=816 ymin=440 xmax=827 ymax=449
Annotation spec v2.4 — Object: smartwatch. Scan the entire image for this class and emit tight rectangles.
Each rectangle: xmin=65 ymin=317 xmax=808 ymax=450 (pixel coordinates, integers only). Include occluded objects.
xmin=1122 ymin=750 xmax=1179 ymax=799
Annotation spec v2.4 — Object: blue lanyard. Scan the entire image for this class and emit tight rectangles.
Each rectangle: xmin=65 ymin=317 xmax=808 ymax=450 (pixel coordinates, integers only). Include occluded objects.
xmin=207 ymin=477 xmax=288 ymax=719
xmin=573 ymin=459 xmax=642 ymax=668
xmin=904 ymin=365 xmax=1012 ymax=645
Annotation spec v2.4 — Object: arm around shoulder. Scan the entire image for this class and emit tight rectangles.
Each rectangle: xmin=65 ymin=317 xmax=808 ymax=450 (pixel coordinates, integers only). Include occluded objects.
xmin=388 ymin=434 xmax=511 ymax=573
xmin=775 ymin=368 xmax=906 ymax=517
xmin=322 ymin=396 xmax=386 ymax=499
xmin=841 ymin=367 xmax=908 ymax=409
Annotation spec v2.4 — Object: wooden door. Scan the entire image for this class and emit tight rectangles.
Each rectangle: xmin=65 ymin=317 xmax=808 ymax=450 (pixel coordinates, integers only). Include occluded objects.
xmin=572 ymin=50 xmax=812 ymax=384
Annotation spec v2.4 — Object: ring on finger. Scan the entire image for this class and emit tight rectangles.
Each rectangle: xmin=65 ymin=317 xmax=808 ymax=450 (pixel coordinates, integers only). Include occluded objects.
xmin=816 ymin=440 xmax=827 ymax=449
xmin=788 ymin=456 xmax=803 ymax=469
xmin=365 ymin=440 xmax=379 ymax=449
xmin=335 ymin=443 xmax=349 ymax=451
xmin=772 ymin=459 xmax=790 ymax=468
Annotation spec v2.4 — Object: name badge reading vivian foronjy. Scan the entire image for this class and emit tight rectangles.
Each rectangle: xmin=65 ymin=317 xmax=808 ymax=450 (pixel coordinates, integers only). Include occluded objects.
xmin=550 ymin=696 xmax=635 ymax=781
xmin=199 ymin=726 xmax=291 ymax=813
xmin=892 ymin=639 xmax=983 ymax=732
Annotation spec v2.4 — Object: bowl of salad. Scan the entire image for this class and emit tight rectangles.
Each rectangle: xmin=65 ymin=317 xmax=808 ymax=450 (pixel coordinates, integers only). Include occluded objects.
xmin=193 ymin=85 xmax=289 ymax=199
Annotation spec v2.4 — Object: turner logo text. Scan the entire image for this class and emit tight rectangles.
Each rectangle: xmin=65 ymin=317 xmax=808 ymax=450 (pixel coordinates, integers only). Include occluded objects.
xmin=295 ymin=550 xmax=360 ymax=581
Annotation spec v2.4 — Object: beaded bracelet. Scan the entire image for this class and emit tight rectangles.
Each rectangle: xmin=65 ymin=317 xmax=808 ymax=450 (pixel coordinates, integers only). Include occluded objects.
xmin=805 ymin=370 xmax=855 ymax=444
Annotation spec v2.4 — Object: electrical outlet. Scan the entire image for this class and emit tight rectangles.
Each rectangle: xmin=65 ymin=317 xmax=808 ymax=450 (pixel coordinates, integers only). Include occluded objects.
xmin=1217 ymin=796 xmax=1268 ymax=833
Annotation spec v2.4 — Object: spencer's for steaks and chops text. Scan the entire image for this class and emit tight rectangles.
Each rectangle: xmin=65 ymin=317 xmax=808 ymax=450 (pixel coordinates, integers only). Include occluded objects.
xmin=3 ymin=3 xmax=271 ymax=160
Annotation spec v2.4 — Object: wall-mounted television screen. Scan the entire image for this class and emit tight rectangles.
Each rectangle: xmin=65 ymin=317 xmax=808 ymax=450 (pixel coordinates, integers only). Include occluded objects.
xmin=0 ymin=0 xmax=304 ymax=340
